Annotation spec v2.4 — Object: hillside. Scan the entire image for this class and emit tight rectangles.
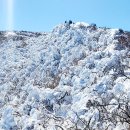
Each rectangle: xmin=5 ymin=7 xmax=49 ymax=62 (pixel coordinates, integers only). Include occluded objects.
xmin=0 ymin=22 xmax=130 ymax=130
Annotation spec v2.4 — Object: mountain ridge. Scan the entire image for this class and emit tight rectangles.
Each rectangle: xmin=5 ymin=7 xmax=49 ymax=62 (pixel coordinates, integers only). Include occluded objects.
xmin=0 ymin=22 xmax=130 ymax=130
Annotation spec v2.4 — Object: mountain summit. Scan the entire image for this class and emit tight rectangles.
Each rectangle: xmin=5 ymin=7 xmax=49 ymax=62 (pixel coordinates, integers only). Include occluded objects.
xmin=0 ymin=22 xmax=130 ymax=130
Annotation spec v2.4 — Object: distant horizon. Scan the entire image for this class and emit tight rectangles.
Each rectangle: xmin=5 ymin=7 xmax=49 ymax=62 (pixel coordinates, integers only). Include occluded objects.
xmin=0 ymin=0 xmax=130 ymax=32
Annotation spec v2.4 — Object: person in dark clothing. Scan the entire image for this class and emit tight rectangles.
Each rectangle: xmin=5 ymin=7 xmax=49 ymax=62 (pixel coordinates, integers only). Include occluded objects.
xmin=119 ymin=29 xmax=124 ymax=34
xmin=69 ymin=20 xmax=73 ymax=25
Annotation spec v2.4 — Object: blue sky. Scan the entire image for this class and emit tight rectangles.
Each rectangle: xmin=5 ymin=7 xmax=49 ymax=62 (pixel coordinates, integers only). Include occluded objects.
xmin=0 ymin=0 xmax=130 ymax=31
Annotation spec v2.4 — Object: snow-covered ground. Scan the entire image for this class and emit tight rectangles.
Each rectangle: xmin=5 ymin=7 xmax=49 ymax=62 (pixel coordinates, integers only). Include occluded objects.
xmin=0 ymin=22 xmax=130 ymax=130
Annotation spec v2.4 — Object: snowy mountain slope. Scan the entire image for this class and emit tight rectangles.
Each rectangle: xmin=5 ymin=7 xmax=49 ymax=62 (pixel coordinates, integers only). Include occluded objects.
xmin=0 ymin=22 xmax=130 ymax=130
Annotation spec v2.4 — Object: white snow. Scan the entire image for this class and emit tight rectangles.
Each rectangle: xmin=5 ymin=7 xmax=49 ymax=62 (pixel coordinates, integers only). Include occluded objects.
xmin=0 ymin=22 xmax=130 ymax=130
xmin=5 ymin=31 xmax=16 ymax=37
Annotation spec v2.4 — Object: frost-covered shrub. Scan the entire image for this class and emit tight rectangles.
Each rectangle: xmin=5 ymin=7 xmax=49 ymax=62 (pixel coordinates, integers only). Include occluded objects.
xmin=1 ymin=108 xmax=17 ymax=130
xmin=54 ymin=91 xmax=72 ymax=105
xmin=103 ymin=55 xmax=124 ymax=76
xmin=42 ymin=99 xmax=53 ymax=112
xmin=87 ymin=23 xmax=97 ymax=31
xmin=24 ymin=125 xmax=34 ymax=130
xmin=44 ymin=76 xmax=60 ymax=89
xmin=23 ymin=105 xmax=32 ymax=115
xmin=87 ymin=61 xmax=95 ymax=69
xmin=20 ymin=91 xmax=29 ymax=104
xmin=114 ymin=42 xmax=126 ymax=50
